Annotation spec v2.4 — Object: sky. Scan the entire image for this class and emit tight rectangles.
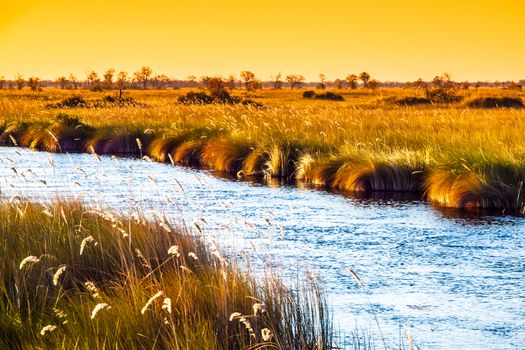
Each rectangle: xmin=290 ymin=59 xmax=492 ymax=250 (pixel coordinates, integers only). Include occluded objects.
xmin=0 ymin=0 xmax=524 ymax=82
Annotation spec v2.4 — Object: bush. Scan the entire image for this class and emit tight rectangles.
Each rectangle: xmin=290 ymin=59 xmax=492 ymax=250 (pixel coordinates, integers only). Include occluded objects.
xmin=178 ymin=91 xmax=215 ymax=104
xmin=303 ymin=90 xmax=315 ymax=99
xmin=302 ymin=91 xmax=344 ymax=101
xmin=46 ymin=96 xmax=87 ymax=108
xmin=393 ymin=96 xmax=432 ymax=105
xmin=177 ymin=90 xmax=260 ymax=106
xmin=466 ymin=97 xmax=524 ymax=109
xmin=315 ymin=92 xmax=344 ymax=101
xmin=427 ymin=89 xmax=463 ymax=103
xmin=96 ymin=95 xmax=142 ymax=107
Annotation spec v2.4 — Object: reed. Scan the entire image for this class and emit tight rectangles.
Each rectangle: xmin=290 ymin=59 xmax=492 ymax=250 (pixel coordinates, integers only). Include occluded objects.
xmin=0 ymin=200 xmax=334 ymax=349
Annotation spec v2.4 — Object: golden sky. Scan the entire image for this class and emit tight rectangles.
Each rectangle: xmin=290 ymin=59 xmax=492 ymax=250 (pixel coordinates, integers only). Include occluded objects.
xmin=0 ymin=0 xmax=523 ymax=81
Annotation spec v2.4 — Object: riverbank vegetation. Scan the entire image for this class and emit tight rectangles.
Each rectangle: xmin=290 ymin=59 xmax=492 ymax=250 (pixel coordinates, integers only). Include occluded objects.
xmin=0 ymin=85 xmax=524 ymax=213
xmin=0 ymin=200 xmax=333 ymax=349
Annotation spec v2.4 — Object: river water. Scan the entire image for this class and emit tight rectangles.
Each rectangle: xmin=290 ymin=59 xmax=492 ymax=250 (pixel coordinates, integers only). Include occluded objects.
xmin=0 ymin=147 xmax=523 ymax=349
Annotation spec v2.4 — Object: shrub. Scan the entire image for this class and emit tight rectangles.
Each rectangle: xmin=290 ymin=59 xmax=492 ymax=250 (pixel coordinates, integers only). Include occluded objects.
xmin=393 ymin=97 xmax=432 ymax=106
xmin=302 ymin=91 xmax=344 ymax=101
xmin=178 ymin=91 xmax=215 ymax=104
xmin=315 ymin=92 xmax=344 ymax=101
xmin=466 ymin=97 xmax=524 ymax=109
xmin=46 ymin=96 xmax=87 ymax=108
xmin=95 ymin=95 xmax=143 ymax=107
xmin=427 ymin=88 xmax=463 ymax=103
xmin=303 ymin=90 xmax=315 ymax=99
xmin=177 ymin=90 xmax=260 ymax=106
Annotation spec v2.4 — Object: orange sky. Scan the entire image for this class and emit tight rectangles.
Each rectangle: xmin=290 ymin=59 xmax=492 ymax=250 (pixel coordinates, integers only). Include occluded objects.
xmin=0 ymin=0 xmax=524 ymax=82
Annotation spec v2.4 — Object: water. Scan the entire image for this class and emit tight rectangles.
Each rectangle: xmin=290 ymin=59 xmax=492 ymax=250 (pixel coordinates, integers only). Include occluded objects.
xmin=1 ymin=147 xmax=524 ymax=349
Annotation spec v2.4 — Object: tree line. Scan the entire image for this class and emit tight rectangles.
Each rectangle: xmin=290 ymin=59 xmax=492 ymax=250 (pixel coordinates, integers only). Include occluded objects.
xmin=0 ymin=68 xmax=522 ymax=92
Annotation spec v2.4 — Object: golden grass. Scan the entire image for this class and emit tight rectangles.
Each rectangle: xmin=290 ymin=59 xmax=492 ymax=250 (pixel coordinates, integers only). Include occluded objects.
xmin=0 ymin=200 xmax=333 ymax=349
xmin=200 ymin=137 xmax=252 ymax=173
xmin=0 ymin=87 xmax=524 ymax=211
xmin=333 ymin=161 xmax=424 ymax=193
xmin=173 ymin=139 xmax=204 ymax=165
xmin=426 ymin=169 xmax=522 ymax=209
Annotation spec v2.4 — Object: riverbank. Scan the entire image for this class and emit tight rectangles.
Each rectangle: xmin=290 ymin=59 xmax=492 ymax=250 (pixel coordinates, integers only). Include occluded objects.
xmin=1 ymin=88 xmax=524 ymax=213
xmin=0 ymin=200 xmax=333 ymax=349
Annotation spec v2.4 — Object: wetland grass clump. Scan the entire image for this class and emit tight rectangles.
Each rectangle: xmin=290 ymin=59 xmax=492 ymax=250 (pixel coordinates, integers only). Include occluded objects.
xmin=296 ymin=154 xmax=346 ymax=187
xmin=200 ymin=137 xmax=253 ymax=173
xmin=241 ymin=146 xmax=270 ymax=177
xmin=173 ymin=139 xmax=205 ymax=166
xmin=86 ymin=127 xmax=153 ymax=156
xmin=0 ymin=113 xmax=93 ymax=152
xmin=425 ymin=163 xmax=525 ymax=210
xmin=0 ymin=201 xmax=334 ymax=349
xmin=332 ymin=161 xmax=424 ymax=193
xmin=265 ymin=142 xmax=303 ymax=179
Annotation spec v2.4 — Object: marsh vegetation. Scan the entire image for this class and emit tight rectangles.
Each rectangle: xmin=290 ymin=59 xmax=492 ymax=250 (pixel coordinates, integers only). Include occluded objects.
xmin=0 ymin=85 xmax=524 ymax=213
xmin=0 ymin=200 xmax=333 ymax=349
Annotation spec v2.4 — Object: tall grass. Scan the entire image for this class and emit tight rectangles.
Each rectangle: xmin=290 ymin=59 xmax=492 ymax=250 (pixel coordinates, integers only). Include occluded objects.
xmin=0 ymin=88 xmax=524 ymax=211
xmin=0 ymin=200 xmax=334 ymax=349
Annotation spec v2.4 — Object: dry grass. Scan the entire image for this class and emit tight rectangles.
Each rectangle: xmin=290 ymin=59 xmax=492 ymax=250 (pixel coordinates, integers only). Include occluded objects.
xmin=0 ymin=87 xmax=524 ymax=211
xmin=0 ymin=200 xmax=334 ymax=349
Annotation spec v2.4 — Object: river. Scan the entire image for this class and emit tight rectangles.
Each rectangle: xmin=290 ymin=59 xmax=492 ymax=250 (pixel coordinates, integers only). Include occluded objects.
xmin=0 ymin=147 xmax=523 ymax=349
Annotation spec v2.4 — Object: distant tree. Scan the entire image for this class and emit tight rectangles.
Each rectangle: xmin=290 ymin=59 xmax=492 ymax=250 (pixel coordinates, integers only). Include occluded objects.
xmin=507 ymin=81 xmax=522 ymax=91
xmin=134 ymin=66 xmax=153 ymax=89
xmin=286 ymin=74 xmax=305 ymax=89
xmin=103 ymin=68 xmax=115 ymax=90
xmin=368 ymin=79 xmax=380 ymax=90
xmin=317 ymin=74 xmax=326 ymax=89
xmin=0 ymin=76 xmax=5 ymax=89
xmin=412 ymin=78 xmax=427 ymax=89
xmin=56 ymin=76 xmax=68 ymax=89
xmin=432 ymin=72 xmax=453 ymax=88
xmin=200 ymin=76 xmax=211 ymax=89
xmin=69 ymin=73 xmax=79 ymax=89
xmin=151 ymin=74 xmax=170 ymax=89
xmin=334 ymin=79 xmax=344 ymax=90
xmin=248 ymin=80 xmax=262 ymax=90
xmin=206 ymin=77 xmax=232 ymax=101
xmin=427 ymin=73 xmax=460 ymax=102
xmin=345 ymin=74 xmax=358 ymax=89
xmin=359 ymin=72 xmax=371 ymax=89
xmin=272 ymin=73 xmax=283 ymax=89
xmin=186 ymin=75 xmax=197 ymax=87
xmin=28 ymin=77 xmax=41 ymax=91
xmin=116 ymin=71 xmax=128 ymax=98
xmin=15 ymin=74 xmax=24 ymax=90
xmin=225 ymin=75 xmax=236 ymax=90
xmin=86 ymin=70 xmax=102 ymax=91
xmin=461 ymin=81 xmax=471 ymax=90
xmin=240 ymin=70 xmax=256 ymax=90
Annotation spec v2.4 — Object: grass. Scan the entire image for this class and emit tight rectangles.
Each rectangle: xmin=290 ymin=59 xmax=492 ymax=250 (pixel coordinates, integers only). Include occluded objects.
xmin=0 ymin=200 xmax=334 ymax=349
xmin=0 ymin=87 xmax=524 ymax=212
